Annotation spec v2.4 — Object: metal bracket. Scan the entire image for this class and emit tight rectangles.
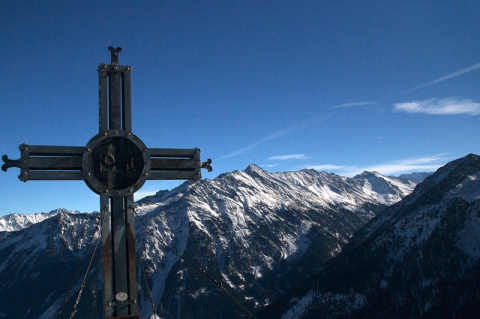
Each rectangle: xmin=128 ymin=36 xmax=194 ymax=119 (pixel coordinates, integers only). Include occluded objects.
xmin=201 ymin=158 xmax=213 ymax=172
xmin=1 ymin=155 xmax=23 ymax=172
xmin=108 ymin=46 xmax=122 ymax=65
xmin=2 ymin=144 xmax=28 ymax=172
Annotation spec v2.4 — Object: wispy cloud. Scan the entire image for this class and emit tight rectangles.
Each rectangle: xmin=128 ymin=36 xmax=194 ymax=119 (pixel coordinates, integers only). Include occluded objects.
xmin=408 ymin=62 xmax=480 ymax=91
xmin=261 ymin=164 xmax=278 ymax=168
xmin=394 ymin=98 xmax=480 ymax=116
xmin=217 ymin=115 xmax=329 ymax=160
xmin=302 ymin=154 xmax=448 ymax=177
xmin=217 ymin=128 xmax=292 ymax=160
xmin=268 ymin=153 xmax=309 ymax=160
xmin=217 ymin=63 xmax=480 ymax=162
xmin=379 ymin=62 xmax=480 ymax=101
xmin=333 ymin=102 xmax=375 ymax=109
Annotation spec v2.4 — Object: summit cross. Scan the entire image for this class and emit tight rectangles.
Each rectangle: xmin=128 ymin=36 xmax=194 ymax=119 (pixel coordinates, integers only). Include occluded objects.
xmin=2 ymin=47 xmax=212 ymax=319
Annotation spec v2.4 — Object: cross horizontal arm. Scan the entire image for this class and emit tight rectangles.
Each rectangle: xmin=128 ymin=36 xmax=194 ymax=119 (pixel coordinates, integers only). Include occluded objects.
xmin=151 ymin=158 xmax=199 ymax=170
xmin=148 ymin=170 xmax=200 ymax=180
xmin=21 ymin=171 xmax=84 ymax=180
xmin=148 ymin=148 xmax=212 ymax=180
xmin=25 ymin=157 xmax=82 ymax=170
xmin=24 ymin=145 xmax=84 ymax=156
xmin=2 ymin=144 xmax=84 ymax=182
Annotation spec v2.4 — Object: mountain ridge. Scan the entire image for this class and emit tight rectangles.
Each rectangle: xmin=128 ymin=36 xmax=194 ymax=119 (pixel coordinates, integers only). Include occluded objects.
xmin=0 ymin=209 xmax=81 ymax=232
xmin=0 ymin=166 xmax=419 ymax=319
xmin=261 ymin=153 xmax=480 ymax=319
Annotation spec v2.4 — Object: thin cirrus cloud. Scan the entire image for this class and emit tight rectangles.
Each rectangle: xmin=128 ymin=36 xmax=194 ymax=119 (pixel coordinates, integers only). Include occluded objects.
xmin=217 ymin=128 xmax=293 ymax=160
xmin=218 ymin=62 xmax=480 ymax=161
xmin=268 ymin=154 xmax=309 ymax=160
xmin=333 ymin=101 xmax=375 ymax=109
xmin=303 ymin=154 xmax=448 ymax=177
xmin=394 ymin=98 xmax=480 ymax=116
xmin=384 ymin=61 xmax=480 ymax=99
xmin=407 ymin=62 xmax=480 ymax=92
xmin=218 ymin=115 xmax=329 ymax=160
xmin=343 ymin=62 xmax=480 ymax=105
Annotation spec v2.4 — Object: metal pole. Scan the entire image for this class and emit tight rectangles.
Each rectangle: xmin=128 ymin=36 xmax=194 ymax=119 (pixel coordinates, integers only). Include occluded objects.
xmin=99 ymin=47 xmax=139 ymax=319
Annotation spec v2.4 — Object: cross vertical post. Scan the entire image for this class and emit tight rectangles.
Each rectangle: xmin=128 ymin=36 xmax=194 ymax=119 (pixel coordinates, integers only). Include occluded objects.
xmin=95 ymin=46 xmax=139 ymax=318
xmin=2 ymin=47 xmax=212 ymax=319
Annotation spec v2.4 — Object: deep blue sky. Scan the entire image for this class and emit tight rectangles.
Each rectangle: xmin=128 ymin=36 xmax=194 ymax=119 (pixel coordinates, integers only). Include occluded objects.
xmin=1 ymin=1 xmax=480 ymax=215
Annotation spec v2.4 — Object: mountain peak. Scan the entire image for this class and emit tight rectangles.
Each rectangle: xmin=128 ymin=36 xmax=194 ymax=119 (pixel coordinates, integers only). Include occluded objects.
xmin=410 ymin=153 xmax=480 ymax=205
xmin=244 ymin=163 xmax=268 ymax=175
xmin=353 ymin=171 xmax=382 ymax=179
xmin=428 ymin=153 xmax=479 ymax=181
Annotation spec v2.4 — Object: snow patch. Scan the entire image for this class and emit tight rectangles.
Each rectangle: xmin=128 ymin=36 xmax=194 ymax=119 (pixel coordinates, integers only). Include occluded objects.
xmin=282 ymin=291 xmax=366 ymax=318
xmin=456 ymin=201 xmax=480 ymax=259
xmin=447 ymin=171 xmax=480 ymax=203
xmin=281 ymin=291 xmax=317 ymax=319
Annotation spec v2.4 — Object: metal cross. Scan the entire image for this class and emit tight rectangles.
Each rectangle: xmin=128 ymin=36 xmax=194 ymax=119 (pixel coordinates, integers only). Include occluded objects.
xmin=2 ymin=47 xmax=212 ymax=319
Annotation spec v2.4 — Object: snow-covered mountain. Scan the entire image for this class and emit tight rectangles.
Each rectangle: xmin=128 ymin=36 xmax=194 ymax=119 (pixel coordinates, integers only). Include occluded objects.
xmin=263 ymin=154 xmax=480 ymax=319
xmin=0 ymin=165 xmax=418 ymax=319
xmin=0 ymin=209 xmax=80 ymax=232
xmin=0 ymin=212 xmax=101 ymax=319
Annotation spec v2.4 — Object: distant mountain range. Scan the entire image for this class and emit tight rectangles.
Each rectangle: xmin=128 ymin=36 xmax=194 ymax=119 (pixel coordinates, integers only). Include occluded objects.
xmin=0 ymin=156 xmax=478 ymax=319
xmin=259 ymin=154 xmax=480 ymax=319
xmin=0 ymin=209 xmax=69 ymax=232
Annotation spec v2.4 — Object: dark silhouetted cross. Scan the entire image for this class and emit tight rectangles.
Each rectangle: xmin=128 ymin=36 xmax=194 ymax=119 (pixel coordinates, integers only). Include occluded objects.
xmin=2 ymin=47 xmax=212 ymax=319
